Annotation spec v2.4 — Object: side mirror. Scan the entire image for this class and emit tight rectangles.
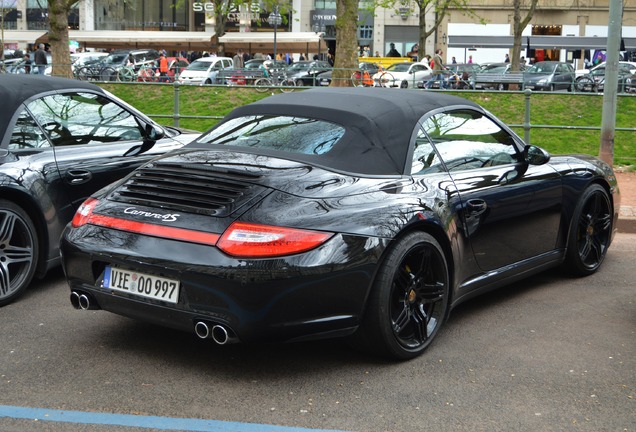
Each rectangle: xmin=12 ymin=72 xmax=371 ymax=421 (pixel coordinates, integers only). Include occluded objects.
xmin=524 ymin=145 xmax=550 ymax=166
xmin=145 ymin=124 xmax=165 ymax=142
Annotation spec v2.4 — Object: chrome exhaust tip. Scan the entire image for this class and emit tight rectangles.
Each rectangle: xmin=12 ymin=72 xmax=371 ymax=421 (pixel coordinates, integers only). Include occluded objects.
xmin=194 ymin=321 xmax=210 ymax=339
xmin=194 ymin=321 xmax=238 ymax=345
xmin=211 ymin=325 xmax=230 ymax=345
xmin=78 ymin=294 xmax=91 ymax=310
xmin=70 ymin=291 xmax=81 ymax=309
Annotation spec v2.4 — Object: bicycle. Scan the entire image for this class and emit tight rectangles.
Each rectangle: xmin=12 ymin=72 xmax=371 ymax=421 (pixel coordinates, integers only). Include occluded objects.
xmin=575 ymin=73 xmax=599 ymax=92
xmin=117 ymin=65 xmax=137 ymax=82
xmin=373 ymin=71 xmax=396 ymax=88
xmin=137 ymin=61 xmax=159 ymax=82
xmin=253 ymin=71 xmax=296 ymax=93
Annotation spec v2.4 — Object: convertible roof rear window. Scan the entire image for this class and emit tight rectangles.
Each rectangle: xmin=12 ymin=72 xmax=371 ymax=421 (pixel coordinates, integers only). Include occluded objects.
xmin=196 ymin=115 xmax=344 ymax=156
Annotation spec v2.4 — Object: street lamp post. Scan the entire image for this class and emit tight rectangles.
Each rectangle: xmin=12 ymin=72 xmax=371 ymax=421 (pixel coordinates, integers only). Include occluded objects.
xmin=312 ymin=23 xmax=326 ymax=60
xmin=268 ymin=6 xmax=282 ymax=61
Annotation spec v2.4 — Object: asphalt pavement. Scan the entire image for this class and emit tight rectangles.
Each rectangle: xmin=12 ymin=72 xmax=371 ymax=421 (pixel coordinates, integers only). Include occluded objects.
xmin=0 ymin=234 xmax=634 ymax=432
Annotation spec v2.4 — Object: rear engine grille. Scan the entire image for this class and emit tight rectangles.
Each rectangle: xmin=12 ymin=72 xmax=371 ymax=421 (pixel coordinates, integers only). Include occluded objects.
xmin=109 ymin=162 xmax=264 ymax=216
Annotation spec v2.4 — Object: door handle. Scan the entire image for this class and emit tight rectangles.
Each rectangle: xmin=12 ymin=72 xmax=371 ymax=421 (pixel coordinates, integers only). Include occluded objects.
xmin=66 ymin=169 xmax=93 ymax=185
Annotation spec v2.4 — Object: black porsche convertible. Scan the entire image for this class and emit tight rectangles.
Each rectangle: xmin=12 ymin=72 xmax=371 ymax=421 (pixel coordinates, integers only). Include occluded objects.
xmin=60 ymin=88 xmax=620 ymax=360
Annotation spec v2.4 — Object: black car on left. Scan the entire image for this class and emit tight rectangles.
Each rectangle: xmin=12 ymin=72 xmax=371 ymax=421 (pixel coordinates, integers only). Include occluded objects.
xmin=0 ymin=75 xmax=199 ymax=305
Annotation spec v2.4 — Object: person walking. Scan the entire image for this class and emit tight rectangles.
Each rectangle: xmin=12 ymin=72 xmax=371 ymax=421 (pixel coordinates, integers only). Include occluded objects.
xmin=233 ymin=49 xmax=244 ymax=69
xmin=34 ymin=44 xmax=47 ymax=75
xmin=426 ymin=49 xmax=447 ymax=89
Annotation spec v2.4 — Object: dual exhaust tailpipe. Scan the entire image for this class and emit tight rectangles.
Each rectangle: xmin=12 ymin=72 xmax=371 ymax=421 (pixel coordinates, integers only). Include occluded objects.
xmin=70 ymin=292 xmax=237 ymax=345
xmin=70 ymin=291 xmax=100 ymax=310
xmin=194 ymin=321 xmax=238 ymax=345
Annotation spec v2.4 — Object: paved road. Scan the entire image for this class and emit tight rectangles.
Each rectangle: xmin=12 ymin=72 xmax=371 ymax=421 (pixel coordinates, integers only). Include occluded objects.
xmin=1 ymin=234 xmax=635 ymax=432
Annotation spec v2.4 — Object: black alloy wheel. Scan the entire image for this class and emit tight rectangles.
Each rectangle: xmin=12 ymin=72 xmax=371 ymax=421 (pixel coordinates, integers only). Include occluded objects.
xmin=564 ymin=184 xmax=612 ymax=276
xmin=354 ymin=232 xmax=449 ymax=360
xmin=0 ymin=200 xmax=38 ymax=306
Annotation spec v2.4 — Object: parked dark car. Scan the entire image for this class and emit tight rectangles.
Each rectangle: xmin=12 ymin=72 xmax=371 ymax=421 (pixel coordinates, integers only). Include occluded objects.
xmin=285 ymin=60 xmax=332 ymax=86
xmin=96 ymin=49 xmax=161 ymax=81
xmin=61 ymin=88 xmax=619 ymax=360
xmin=0 ymin=75 xmax=200 ymax=306
xmin=524 ymin=61 xmax=575 ymax=91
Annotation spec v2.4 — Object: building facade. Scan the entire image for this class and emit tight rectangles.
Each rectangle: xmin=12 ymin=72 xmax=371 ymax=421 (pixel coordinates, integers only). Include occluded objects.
xmin=2 ymin=0 xmax=634 ymax=65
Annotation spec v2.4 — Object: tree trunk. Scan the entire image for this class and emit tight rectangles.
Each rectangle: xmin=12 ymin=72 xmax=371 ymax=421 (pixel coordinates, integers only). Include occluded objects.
xmin=331 ymin=0 xmax=359 ymax=87
xmin=48 ymin=0 xmax=73 ymax=79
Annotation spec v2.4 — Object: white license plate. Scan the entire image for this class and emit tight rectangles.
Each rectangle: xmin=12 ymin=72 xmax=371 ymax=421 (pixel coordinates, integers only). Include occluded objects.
xmin=103 ymin=266 xmax=180 ymax=304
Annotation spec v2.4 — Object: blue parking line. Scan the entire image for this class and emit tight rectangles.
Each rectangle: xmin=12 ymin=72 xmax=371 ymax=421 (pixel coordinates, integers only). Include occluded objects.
xmin=0 ymin=405 xmax=348 ymax=432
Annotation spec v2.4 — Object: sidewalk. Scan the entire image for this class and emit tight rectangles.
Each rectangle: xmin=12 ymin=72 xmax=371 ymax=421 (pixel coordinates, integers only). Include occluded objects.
xmin=616 ymin=170 xmax=635 ymax=234
xmin=618 ymin=204 xmax=636 ymax=233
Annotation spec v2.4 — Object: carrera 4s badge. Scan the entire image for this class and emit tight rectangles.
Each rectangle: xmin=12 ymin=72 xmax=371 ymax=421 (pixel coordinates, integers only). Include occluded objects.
xmin=123 ymin=207 xmax=180 ymax=222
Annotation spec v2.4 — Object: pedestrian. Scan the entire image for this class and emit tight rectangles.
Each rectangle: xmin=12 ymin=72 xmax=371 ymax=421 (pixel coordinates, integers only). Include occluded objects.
xmin=233 ymin=49 xmax=244 ymax=69
xmin=426 ymin=49 xmax=447 ymax=89
xmin=386 ymin=43 xmax=401 ymax=57
xmin=451 ymin=56 xmax=457 ymax=64
xmin=468 ymin=55 xmax=473 ymax=64
xmin=34 ymin=43 xmax=47 ymax=75
xmin=23 ymin=54 xmax=32 ymax=74
xmin=158 ymin=52 xmax=169 ymax=82
xmin=504 ymin=53 xmax=510 ymax=63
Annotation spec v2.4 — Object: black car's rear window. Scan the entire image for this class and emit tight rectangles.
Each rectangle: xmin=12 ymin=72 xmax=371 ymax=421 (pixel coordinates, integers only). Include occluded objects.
xmin=196 ymin=115 xmax=345 ymax=155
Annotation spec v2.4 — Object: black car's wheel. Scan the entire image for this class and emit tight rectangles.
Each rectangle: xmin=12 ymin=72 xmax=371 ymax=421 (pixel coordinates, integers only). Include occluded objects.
xmin=0 ymin=200 xmax=38 ymax=306
xmin=354 ymin=232 xmax=449 ymax=360
xmin=564 ymin=184 xmax=612 ymax=276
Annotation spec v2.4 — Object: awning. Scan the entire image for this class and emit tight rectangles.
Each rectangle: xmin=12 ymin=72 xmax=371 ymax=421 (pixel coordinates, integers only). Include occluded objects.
xmin=218 ymin=32 xmax=326 ymax=54
xmin=449 ymin=35 xmax=636 ymax=50
xmin=35 ymin=31 xmax=217 ymax=51
xmin=3 ymin=30 xmax=47 ymax=45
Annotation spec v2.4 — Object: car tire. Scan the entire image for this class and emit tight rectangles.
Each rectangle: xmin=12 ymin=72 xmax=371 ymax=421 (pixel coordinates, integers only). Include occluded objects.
xmin=400 ymin=80 xmax=408 ymax=89
xmin=0 ymin=200 xmax=39 ymax=306
xmin=564 ymin=184 xmax=612 ymax=276
xmin=352 ymin=232 xmax=449 ymax=360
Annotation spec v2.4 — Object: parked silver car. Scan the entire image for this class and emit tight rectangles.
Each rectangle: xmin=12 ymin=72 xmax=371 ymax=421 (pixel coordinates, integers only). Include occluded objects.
xmin=524 ymin=61 xmax=575 ymax=91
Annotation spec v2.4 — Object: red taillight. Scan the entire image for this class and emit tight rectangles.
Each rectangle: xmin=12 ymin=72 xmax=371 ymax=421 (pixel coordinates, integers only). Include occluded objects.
xmin=71 ymin=198 xmax=99 ymax=227
xmin=217 ymin=221 xmax=333 ymax=258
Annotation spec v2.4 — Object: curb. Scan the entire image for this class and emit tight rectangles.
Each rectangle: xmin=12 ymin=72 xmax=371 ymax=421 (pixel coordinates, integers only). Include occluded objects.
xmin=618 ymin=205 xmax=636 ymax=234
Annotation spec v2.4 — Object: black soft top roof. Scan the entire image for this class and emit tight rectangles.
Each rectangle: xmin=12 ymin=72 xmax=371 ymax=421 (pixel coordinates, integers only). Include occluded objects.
xmin=218 ymin=87 xmax=482 ymax=176
xmin=0 ymin=75 xmax=103 ymax=137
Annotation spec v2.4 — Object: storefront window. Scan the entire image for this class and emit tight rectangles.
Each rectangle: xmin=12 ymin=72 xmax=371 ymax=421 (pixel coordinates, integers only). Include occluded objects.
xmin=94 ymin=0 xmax=188 ymax=31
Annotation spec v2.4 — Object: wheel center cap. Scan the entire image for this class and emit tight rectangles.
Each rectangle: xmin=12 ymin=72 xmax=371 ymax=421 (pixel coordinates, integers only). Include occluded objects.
xmin=408 ymin=289 xmax=417 ymax=303
xmin=587 ymin=225 xmax=594 ymax=236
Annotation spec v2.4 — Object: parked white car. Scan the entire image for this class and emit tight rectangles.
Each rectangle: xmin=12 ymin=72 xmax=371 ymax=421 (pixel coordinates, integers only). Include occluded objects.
xmin=372 ymin=61 xmax=433 ymax=88
xmin=575 ymin=61 xmax=636 ymax=78
xmin=178 ymin=56 xmax=233 ymax=85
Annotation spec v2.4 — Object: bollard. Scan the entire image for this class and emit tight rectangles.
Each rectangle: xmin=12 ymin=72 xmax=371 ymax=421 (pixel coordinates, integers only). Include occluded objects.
xmin=173 ymin=80 xmax=180 ymax=128
xmin=523 ymin=88 xmax=532 ymax=145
